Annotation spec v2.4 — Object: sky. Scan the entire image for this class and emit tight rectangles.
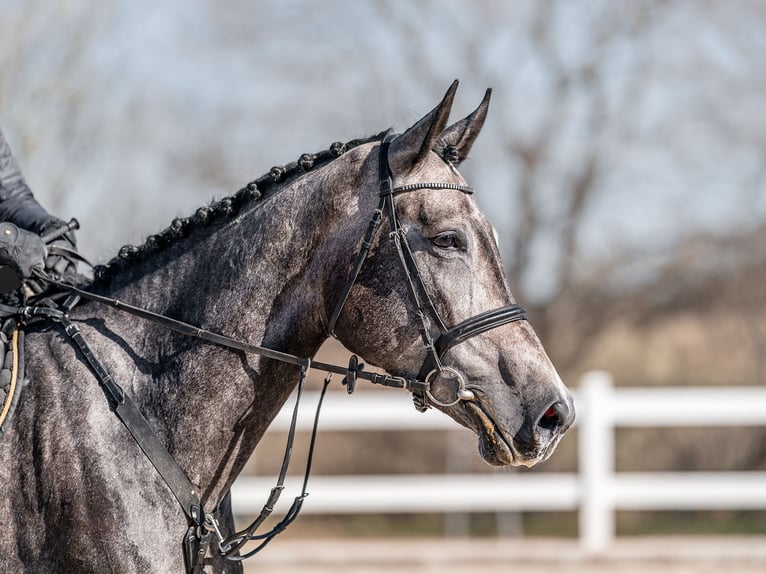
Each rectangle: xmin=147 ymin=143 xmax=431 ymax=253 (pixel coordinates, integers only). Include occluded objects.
xmin=1 ymin=0 xmax=764 ymax=302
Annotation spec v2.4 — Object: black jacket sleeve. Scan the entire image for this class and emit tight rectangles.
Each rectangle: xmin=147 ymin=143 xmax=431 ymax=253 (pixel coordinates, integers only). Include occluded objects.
xmin=0 ymin=126 xmax=61 ymax=234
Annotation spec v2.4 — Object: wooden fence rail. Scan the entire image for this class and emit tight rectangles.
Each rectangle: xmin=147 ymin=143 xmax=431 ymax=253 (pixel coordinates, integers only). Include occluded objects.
xmin=232 ymin=371 xmax=766 ymax=553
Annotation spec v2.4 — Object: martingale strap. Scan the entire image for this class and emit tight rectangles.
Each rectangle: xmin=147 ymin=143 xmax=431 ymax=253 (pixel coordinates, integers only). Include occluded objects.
xmin=24 ymin=304 xmax=206 ymax=571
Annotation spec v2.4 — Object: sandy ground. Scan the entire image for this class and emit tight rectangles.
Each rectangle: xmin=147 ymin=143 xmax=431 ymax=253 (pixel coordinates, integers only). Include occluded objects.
xmin=243 ymin=537 xmax=766 ymax=574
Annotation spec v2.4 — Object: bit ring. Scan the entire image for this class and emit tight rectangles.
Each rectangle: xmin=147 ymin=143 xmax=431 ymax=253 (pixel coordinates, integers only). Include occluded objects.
xmin=424 ymin=367 xmax=474 ymax=408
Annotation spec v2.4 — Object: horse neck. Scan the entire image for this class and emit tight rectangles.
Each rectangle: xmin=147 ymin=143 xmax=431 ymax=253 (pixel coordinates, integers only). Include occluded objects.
xmin=93 ymin=163 xmax=368 ymax=504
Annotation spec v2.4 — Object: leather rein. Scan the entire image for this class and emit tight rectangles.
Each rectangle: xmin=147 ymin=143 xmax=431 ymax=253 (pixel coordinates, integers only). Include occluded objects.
xmin=22 ymin=133 xmax=528 ymax=570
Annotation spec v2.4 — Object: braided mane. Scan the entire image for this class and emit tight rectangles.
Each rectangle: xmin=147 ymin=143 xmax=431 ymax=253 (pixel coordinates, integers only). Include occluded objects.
xmin=94 ymin=132 xmax=387 ymax=284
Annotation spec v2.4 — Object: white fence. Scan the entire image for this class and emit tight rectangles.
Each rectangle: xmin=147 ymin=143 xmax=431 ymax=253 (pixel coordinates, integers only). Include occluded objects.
xmin=231 ymin=371 xmax=766 ymax=553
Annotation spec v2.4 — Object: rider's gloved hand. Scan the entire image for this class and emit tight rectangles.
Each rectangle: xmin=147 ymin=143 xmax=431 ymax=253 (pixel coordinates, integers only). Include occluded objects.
xmin=0 ymin=222 xmax=46 ymax=293
xmin=39 ymin=218 xmax=79 ymax=277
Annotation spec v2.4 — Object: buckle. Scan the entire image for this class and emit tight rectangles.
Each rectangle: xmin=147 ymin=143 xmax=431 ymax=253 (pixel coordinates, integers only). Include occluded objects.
xmin=378 ymin=177 xmax=393 ymax=197
xmin=342 ymin=354 xmax=363 ymax=394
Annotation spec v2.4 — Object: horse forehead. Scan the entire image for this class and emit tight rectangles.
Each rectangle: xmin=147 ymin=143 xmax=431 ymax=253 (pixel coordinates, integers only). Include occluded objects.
xmin=397 ymin=190 xmax=480 ymax=226
xmin=404 ymin=152 xmax=463 ymax=182
xmin=394 ymin=154 xmax=481 ymax=216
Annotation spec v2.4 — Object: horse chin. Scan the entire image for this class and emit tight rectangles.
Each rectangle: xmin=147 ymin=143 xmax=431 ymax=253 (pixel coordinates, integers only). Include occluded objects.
xmin=464 ymin=401 xmax=517 ymax=467
xmin=463 ymin=400 xmax=549 ymax=468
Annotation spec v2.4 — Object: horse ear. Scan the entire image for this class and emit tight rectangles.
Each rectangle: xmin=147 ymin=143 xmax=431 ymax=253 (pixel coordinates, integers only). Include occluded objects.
xmin=388 ymin=80 xmax=458 ymax=173
xmin=438 ymin=88 xmax=491 ymax=165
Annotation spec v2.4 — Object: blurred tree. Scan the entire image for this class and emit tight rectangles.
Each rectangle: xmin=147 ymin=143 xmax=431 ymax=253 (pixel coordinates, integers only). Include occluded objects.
xmin=353 ymin=0 xmax=665 ymax=367
xmin=1 ymin=0 xmax=765 ymax=381
xmin=356 ymin=1 xmax=766 ymax=377
xmin=0 ymin=0 xmax=111 ymax=217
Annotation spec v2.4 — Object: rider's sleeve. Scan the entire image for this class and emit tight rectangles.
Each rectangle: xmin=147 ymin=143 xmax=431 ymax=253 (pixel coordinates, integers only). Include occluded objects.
xmin=0 ymin=127 xmax=62 ymax=234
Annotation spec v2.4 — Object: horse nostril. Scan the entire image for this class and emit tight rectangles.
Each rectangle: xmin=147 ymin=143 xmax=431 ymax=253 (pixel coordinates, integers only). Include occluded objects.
xmin=537 ymin=400 xmax=574 ymax=432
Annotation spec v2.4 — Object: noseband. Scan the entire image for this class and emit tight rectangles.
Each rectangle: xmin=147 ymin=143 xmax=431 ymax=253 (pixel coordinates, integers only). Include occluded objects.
xmin=328 ymin=134 xmax=527 ymax=411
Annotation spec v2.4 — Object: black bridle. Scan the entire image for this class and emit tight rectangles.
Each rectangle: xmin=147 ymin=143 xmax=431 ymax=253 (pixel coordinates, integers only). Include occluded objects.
xmin=329 ymin=133 xmax=527 ymax=411
xmin=17 ymin=134 xmax=528 ymax=570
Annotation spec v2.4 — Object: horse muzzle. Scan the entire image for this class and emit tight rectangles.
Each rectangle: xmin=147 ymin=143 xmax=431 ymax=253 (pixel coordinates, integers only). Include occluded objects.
xmin=463 ymin=390 xmax=575 ymax=467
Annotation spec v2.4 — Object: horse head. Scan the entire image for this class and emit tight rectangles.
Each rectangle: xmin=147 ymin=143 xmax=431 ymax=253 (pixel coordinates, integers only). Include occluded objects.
xmin=331 ymin=82 xmax=574 ymax=467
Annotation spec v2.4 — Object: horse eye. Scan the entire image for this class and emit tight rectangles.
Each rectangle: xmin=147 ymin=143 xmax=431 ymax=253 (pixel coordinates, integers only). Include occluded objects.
xmin=432 ymin=232 xmax=460 ymax=250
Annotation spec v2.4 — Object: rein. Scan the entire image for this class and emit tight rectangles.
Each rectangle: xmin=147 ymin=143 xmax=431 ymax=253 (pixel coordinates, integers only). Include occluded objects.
xmin=47 ymin=280 xmax=430 ymax=394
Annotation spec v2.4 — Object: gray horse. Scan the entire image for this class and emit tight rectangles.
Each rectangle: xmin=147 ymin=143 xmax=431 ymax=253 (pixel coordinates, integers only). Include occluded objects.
xmin=0 ymin=83 xmax=574 ymax=573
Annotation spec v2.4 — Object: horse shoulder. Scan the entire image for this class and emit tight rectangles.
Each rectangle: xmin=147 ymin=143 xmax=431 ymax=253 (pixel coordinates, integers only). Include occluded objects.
xmin=1 ymin=327 xmax=188 ymax=571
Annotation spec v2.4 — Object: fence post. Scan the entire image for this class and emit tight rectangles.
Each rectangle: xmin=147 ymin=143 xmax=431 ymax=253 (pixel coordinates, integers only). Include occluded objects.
xmin=578 ymin=370 xmax=615 ymax=555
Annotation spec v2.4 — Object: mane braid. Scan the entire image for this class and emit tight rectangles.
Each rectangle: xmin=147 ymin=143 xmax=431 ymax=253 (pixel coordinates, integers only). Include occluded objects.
xmin=93 ymin=131 xmax=387 ymax=285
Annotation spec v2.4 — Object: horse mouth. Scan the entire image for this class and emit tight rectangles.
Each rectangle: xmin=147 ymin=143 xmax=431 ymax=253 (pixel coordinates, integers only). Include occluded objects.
xmin=463 ymin=397 xmax=563 ymax=468
xmin=463 ymin=400 xmax=517 ymax=467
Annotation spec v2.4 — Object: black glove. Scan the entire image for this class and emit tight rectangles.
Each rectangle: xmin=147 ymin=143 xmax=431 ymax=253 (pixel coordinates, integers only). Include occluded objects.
xmin=0 ymin=222 xmax=46 ymax=293
xmin=39 ymin=219 xmax=79 ymax=277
